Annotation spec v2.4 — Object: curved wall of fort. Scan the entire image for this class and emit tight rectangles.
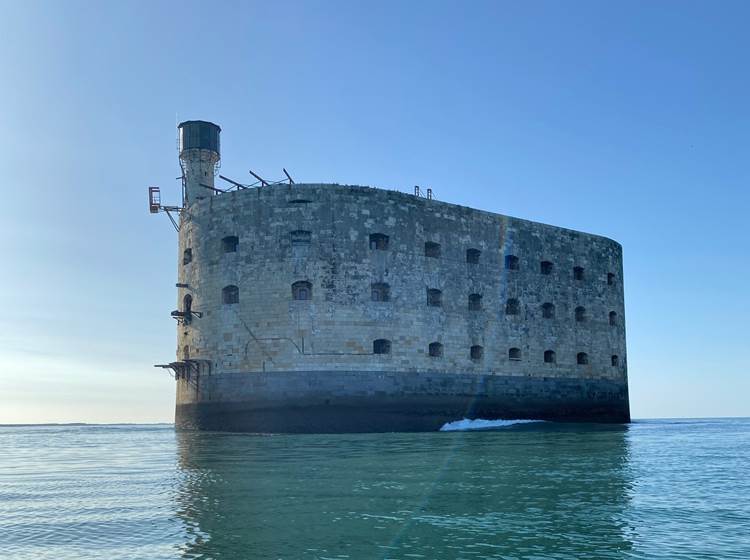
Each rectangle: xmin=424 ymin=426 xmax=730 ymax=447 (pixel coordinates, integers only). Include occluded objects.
xmin=173 ymin=183 xmax=628 ymax=430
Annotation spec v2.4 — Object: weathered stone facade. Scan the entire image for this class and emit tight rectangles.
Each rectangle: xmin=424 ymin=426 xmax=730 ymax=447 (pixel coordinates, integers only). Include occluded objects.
xmin=173 ymin=183 xmax=629 ymax=431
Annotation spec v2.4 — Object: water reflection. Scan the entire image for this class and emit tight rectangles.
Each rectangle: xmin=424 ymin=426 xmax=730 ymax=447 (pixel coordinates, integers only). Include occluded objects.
xmin=174 ymin=424 xmax=633 ymax=559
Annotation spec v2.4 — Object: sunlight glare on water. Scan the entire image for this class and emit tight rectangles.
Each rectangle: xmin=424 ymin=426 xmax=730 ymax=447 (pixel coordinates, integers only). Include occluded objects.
xmin=0 ymin=419 xmax=749 ymax=559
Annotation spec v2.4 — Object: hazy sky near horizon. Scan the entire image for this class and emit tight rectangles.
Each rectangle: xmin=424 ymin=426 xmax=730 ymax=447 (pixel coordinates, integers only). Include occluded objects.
xmin=1 ymin=0 xmax=748 ymax=423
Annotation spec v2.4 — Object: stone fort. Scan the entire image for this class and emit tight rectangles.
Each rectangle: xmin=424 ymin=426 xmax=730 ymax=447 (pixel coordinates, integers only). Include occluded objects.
xmin=156 ymin=120 xmax=630 ymax=432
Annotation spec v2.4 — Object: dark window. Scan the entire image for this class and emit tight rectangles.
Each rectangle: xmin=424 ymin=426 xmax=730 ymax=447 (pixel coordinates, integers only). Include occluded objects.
xmin=577 ymin=352 xmax=589 ymax=365
xmin=292 ymin=281 xmax=312 ymax=301
xmin=506 ymin=298 xmax=520 ymax=315
xmin=183 ymin=248 xmax=193 ymax=265
xmin=609 ymin=311 xmax=618 ymax=326
xmin=183 ymin=294 xmax=193 ymax=324
xmin=425 ymin=241 xmax=441 ymax=258
xmin=509 ymin=347 xmax=521 ymax=361
xmin=607 ymin=272 xmax=615 ymax=286
xmin=369 ymin=233 xmax=389 ymax=250
xmin=505 ymin=255 xmax=519 ymax=270
xmin=574 ymin=266 xmax=584 ymax=280
xmin=468 ymin=293 xmax=482 ymax=311
xmin=371 ymin=282 xmax=390 ymax=302
xmin=428 ymin=342 xmax=443 ymax=358
xmin=542 ymin=302 xmax=555 ymax=319
xmin=544 ymin=350 xmax=556 ymax=363
xmin=540 ymin=260 xmax=553 ymax=275
xmin=222 ymin=285 xmax=239 ymax=304
xmin=427 ymin=288 xmax=442 ymax=307
xmin=470 ymin=345 xmax=484 ymax=361
xmin=289 ymin=199 xmax=312 ymax=204
xmin=222 ymin=235 xmax=239 ymax=253
xmin=611 ymin=355 xmax=619 ymax=367
xmin=183 ymin=345 xmax=190 ymax=360
xmin=373 ymin=339 xmax=391 ymax=354
xmin=575 ymin=306 xmax=586 ymax=322
xmin=291 ymin=230 xmax=311 ymax=246
xmin=466 ymin=248 xmax=481 ymax=264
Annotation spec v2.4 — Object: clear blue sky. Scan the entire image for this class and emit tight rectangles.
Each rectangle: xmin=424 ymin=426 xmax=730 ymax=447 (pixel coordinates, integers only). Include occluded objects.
xmin=1 ymin=0 xmax=748 ymax=423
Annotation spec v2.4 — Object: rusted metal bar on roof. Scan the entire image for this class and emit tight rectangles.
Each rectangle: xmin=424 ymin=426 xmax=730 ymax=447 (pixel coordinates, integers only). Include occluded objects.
xmin=199 ymin=183 xmax=227 ymax=193
xmin=283 ymin=168 xmax=295 ymax=184
xmin=249 ymin=169 xmax=269 ymax=186
xmin=219 ymin=175 xmax=248 ymax=189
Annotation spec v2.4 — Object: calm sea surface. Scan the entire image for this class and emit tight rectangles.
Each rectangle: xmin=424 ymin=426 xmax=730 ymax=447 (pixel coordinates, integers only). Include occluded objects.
xmin=1 ymin=419 xmax=748 ymax=559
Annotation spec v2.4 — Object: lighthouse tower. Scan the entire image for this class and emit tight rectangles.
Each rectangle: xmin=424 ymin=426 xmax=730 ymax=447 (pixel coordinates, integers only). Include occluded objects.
xmin=178 ymin=120 xmax=221 ymax=205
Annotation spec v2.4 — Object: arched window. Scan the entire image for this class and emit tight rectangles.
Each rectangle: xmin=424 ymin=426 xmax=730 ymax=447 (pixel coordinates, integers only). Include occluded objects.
xmin=183 ymin=345 xmax=190 ymax=360
xmin=425 ymin=241 xmax=441 ymax=258
xmin=371 ymin=282 xmax=390 ymax=302
xmin=292 ymin=281 xmax=312 ymax=301
xmin=540 ymin=260 xmax=553 ymax=275
xmin=509 ymin=347 xmax=521 ymax=361
xmin=222 ymin=285 xmax=239 ymax=304
xmin=183 ymin=248 xmax=193 ymax=265
xmin=577 ymin=352 xmax=589 ymax=365
xmin=466 ymin=248 xmax=481 ymax=264
xmin=428 ymin=342 xmax=443 ymax=358
xmin=373 ymin=339 xmax=391 ymax=354
xmin=505 ymin=298 xmax=520 ymax=315
xmin=505 ymin=254 xmax=519 ymax=270
xmin=609 ymin=311 xmax=618 ymax=326
xmin=575 ymin=306 xmax=586 ymax=322
xmin=574 ymin=266 xmax=584 ymax=280
xmin=369 ymin=233 xmax=389 ymax=250
xmin=542 ymin=302 xmax=555 ymax=319
xmin=222 ymin=235 xmax=239 ymax=253
xmin=427 ymin=288 xmax=442 ymax=307
xmin=470 ymin=345 xmax=484 ymax=361
xmin=468 ymin=293 xmax=482 ymax=311
xmin=607 ymin=272 xmax=615 ymax=286
xmin=611 ymin=355 xmax=619 ymax=367
xmin=544 ymin=350 xmax=556 ymax=364
xmin=290 ymin=230 xmax=311 ymax=246
xmin=183 ymin=294 xmax=193 ymax=324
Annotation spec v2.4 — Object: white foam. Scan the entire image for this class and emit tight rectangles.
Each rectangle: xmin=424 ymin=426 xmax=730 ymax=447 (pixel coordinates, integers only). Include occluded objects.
xmin=439 ymin=418 xmax=545 ymax=432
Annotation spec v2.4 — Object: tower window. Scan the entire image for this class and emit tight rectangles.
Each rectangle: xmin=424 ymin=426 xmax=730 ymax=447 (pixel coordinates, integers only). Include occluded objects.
xmin=505 ymin=255 xmax=519 ymax=270
xmin=611 ymin=355 xmax=619 ymax=367
xmin=468 ymin=293 xmax=482 ymax=311
xmin=183 ymin=294 xmax=193 ymax=324
xmin=466 ymin=248 xmax=481 ymax=264
xmin=427 ymin=288 xmax=442 ymax=307
xmin=373 ymin=339 xmax=391 ymax=354
xmin=574 ymin=266 xmax=584 ymax=281
xmin=540 ymin=261 xmax=553 ymax=275
xmin=292 ymin=281 xmax=312 ymax=301
xmin=369 ymin=233 xmax=389 ymax=250
xmin=371 ymin=282 xmax=390 ymax=302
xmin=425 ymin=241 xmax=441 ymax=258
xmin=291 ymin=230 xmax=312 ymax=246
xmin=542 ymin=302 xmax=555 ymax=319
xmin=505 ymin=298 xmax=520 ymax=315
xmin=607 ymin=272 xmax=615 ymax=286
xmin=544 ymin=350 xmax=556 ymax=364
xmin=575 ymin=306 xmax=586 ymax=322
xmin=183 ymin=248 xmax=193 ymax=265
xmin=609 ymin=311 xmax=618 ymax=326
xmin=222 ymin=285 xmax=239 ymax=305
xmin=577 ymin=352 xmax=589 ymax=365
xmin=428 ymin=342 xmax=443 ymax=358
xmin=509 ymin=347 xmax=521 ymax=361
xmin=222 ymin=235 xmax=239 ymax=253
xmin=470 ymin=345 xmax=484 ymax=361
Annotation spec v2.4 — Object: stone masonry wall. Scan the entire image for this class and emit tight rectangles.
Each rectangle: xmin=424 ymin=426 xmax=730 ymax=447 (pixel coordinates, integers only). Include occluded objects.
xmin=176 ymin=184 xmax=627 ymax=385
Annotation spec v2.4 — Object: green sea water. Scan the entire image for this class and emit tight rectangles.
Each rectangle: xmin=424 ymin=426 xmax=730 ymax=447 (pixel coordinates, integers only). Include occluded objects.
xmin=1 ymin=419 xmax=748 ymax=559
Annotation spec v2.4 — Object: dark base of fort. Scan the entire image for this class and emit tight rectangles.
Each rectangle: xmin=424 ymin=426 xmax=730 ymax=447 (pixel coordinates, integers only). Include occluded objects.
xmin=175 ymin=371 xmax=630 ymax=433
